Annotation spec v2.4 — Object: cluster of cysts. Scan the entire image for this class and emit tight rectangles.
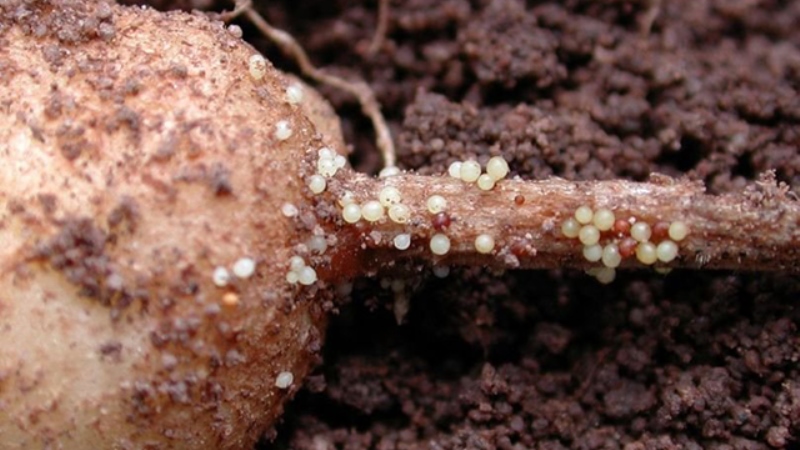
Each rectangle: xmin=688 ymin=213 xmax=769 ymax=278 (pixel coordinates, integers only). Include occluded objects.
xmin=210 ymin=257 xmax=258 ymax=306
xmin=447 ymin=156 xmax=510 ymax=191
xmin=285 ymin=256 xmax=318 ymax=286
xmin=248 ymin=53 xmax=306 ymax=143
xmin=560 ymin=205 xmax=689 ymax=283
xmin=250 ymin=51 xmax=695 ymax=291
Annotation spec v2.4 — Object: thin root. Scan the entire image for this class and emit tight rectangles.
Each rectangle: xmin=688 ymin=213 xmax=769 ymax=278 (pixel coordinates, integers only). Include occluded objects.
xmin=367 ymin=0 xmax=390 ymax=56
xmin=223 ymin=1 xmax=397 ymax=170
xmin=218 ymin=0 xmax=252 ymax=22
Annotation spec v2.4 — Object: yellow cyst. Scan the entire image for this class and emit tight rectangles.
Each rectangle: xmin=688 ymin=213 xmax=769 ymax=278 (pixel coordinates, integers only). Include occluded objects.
xmin=593 ymin=208 xmax=615 ymax=231
xmin=448 ymin=161 xmax=463 ymax=178
xmin=486 ymin=156 xmax=510 ymax=181
xmin=474 ymin=234 xmax=495 ymax=254
xmin=583 ymin=244 xmax=603 ymax=262
xmin=630 ymin=222 xmax=652 ymax=242
xmin=342 ymin=203 xmax=362 ymax=223
xmin=595 ymin=268 xmax=616 ymax=284
xmin=668 ymin=221 xmax=689 ymax=241
xmin=656 ymin=240 xmax=678 ymax=263
xmin=361 ymin=201 xmax=385 ymax=222
xmin=460 ymin=160 xmax=481 ymax=183
xmin=635 ymin=242 xmax=658 ymax=265
xmin=561 ymin=218 xmax=581 ymax=239
xmin=476 ymin=174 xmax=496 ymax=191
xmin=575 ymin=205 xmax=594 ymax=225
xmin=602 ymin=244 xmax=622 ymax=268
xmin=427 ymin=195 xmax=447 ymax=214
xmin=578 ymin=225 xmax=601 ymax=246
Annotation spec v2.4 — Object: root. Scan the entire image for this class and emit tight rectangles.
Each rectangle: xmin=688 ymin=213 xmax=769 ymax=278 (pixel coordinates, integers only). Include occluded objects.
xmin=367 ymin=0 xmax=390 ymax=56
xmin=220 ymin=1 xmax=397 ymax=170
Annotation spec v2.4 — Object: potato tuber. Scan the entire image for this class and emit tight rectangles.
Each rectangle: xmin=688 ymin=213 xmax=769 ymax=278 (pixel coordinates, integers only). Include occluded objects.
xmin=0 ymin=1 xmax=335 ymax=448
xmin=1 ymin=1 xmax=798 ymax=449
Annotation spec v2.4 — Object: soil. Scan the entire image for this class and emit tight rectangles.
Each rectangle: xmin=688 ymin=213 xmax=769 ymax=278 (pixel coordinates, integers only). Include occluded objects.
xmin=129 ymin=1 xmax=800 ymax=448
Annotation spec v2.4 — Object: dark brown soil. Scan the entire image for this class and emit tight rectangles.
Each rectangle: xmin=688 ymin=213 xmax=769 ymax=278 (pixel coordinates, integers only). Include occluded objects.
xmin=131 ymin=1 xmax=800 ymax=448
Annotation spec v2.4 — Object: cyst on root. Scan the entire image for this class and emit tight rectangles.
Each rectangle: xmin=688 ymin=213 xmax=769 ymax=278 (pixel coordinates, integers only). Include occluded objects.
xmin=474 ymin=234 xmax=495 ymax=254
xmin=379 ymin=186 xmax=402 ymax=207
xmin=430 ymin=234 xmax=451 ymax=256
xmin=636 ymin=242 xmax=658 ymax=265
xmin=361 ymin=201 xmax=385 ymax=222
xmin=593 ymin=208 xmax=615 ymax=231
xmin=656 ymin=240 xmax=678 ymax=262
xmin=447 ymin=161 xmax=462 ymax=178
xmin=575 ymin=205 xmax=593 ymax=224
xmin=388 ymin=204 xmax=411 ymax=224
xmin=342 ymin=204 xmax=362 ymax=224
xmin=459 ymin=160 xmax=481 ymax=183
xmin=393 ymin=234 xmax=411 ymax=250
xmin=631 ymin=222 xmax=652 ymax=243
xmin=601 ymin=244 xmax=622 ymax=268
xmin=669 ymin=221 xmax=689 ymax=241
xmin=427 ymin=195 xmax=447 ymax=214
xmin=594 ymin=267 xmax=616 ymax=284
xmin=486 ymin=156 xmax=510 ymax=181
xmin=578 ymin=225 xmax=600 ymax=246
xmin=583 ymin=244 xmax=603 ymax=262
xmin=476 ymin=174 xmax=496 ymax=191
xmin=561 ymin=218 xmax=581 ymax=239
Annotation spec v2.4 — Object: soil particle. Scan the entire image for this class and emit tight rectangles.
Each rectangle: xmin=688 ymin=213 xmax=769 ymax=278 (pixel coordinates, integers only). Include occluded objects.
xmin=32 ymin=218 xmax=118 ymax=305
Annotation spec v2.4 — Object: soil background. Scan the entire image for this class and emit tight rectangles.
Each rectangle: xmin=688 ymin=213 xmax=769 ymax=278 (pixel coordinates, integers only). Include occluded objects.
xmin=129 ymin=1 xmax=800 ymax=449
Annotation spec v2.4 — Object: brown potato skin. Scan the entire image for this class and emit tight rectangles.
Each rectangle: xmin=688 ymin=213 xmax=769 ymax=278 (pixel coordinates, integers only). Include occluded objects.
xmin=0 ymin=1 xmax=331 ymax=448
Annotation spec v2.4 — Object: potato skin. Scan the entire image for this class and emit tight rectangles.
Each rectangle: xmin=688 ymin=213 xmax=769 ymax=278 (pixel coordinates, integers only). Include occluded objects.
xmin=0 ymin=1 xmax=331 ymax=448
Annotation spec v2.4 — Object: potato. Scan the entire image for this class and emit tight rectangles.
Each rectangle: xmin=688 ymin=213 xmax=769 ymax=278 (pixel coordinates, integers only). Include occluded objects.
xmin=0 ymin=1 xmax=338 ymax=448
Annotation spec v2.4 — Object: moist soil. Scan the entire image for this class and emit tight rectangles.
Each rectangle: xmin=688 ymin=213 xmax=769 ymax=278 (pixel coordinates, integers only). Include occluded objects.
xmin=132 ymin=1 xmax=800 ymax=448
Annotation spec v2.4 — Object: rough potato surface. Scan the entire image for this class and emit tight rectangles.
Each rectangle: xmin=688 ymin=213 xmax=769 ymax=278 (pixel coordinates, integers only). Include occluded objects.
xmin=0 ymin=1 xmax=331 ymax=448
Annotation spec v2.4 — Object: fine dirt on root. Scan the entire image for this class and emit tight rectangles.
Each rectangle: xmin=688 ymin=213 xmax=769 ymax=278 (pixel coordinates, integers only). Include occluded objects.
xmin=133 ymin=1 xmax=800 ymax=448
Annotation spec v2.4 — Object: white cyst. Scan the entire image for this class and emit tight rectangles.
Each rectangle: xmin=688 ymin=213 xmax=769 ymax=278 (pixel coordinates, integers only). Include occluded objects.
xmin=212 ymin=266 xmax=230 ymax=287
xmin=298 ymin=266 xmax=318 ymax=286
xmin=274 ymin=120 xmax=293 ymax=141
xmin=281 ymin=203 xmax=299 ymax=217
xmin=248 ymin=54 xmax=267 ymax=80
xmin=393 ymin=233 xmax=411 ymax=250
xmin=308 ymin=175 xmax=327 ymax=194
xmin=426 ymin=195 xmax=447 ymax=214
xmin=275 ymin=371 xmax=294 ymax=389
xmin=232 ymin=258 xmax=256 ymax=279
xmin=285 ymin=83 xmax=304 ymax=104
xmin=430 ymin=234 xmax=451 ymax=256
